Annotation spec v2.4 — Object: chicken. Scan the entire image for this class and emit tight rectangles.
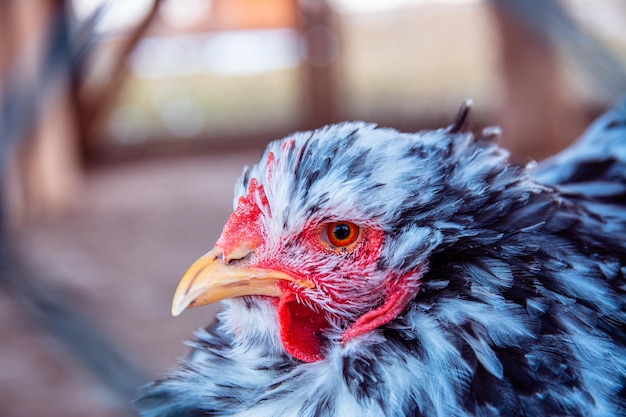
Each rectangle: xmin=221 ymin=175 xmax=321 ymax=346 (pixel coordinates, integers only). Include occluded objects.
xmin=135 ymin=101 xmax=626 ymax=417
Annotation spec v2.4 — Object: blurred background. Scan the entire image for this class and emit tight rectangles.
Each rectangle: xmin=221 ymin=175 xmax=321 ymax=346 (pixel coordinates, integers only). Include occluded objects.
xmin=0 ymin=0 xmax=625 ymax=415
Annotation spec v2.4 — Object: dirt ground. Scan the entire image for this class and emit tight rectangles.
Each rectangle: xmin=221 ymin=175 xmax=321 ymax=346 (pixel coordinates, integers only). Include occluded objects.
xmin=0 ymin=151 xmax=262 ymax=417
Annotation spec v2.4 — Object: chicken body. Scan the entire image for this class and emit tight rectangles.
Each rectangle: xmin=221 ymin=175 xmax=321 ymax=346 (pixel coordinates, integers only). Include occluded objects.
xmin=136 ymin=102 xmax=626 ymax=417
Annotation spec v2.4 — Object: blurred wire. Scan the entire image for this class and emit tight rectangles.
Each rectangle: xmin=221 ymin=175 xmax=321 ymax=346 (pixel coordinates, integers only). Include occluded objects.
xmin=69 ymin=1 xmax=109 ymax=84
xmin=495 ymin=0 xmax=626 ymax=97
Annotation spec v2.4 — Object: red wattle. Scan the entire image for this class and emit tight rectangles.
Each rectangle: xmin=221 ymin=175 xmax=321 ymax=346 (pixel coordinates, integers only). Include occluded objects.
xmin=277 ymin=293 xmax=330 ymax=362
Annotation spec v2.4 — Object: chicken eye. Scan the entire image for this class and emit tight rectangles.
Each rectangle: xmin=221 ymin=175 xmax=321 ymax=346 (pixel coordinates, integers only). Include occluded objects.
xmin=323 ymin=221 xmax=361 ymax=251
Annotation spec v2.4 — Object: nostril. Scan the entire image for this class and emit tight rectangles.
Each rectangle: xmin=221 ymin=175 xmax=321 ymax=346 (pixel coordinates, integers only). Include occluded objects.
xmin=226 ymin=252 xmax=254 ymax=266
xmin=222 ymin=243 xmax=256 ymax=265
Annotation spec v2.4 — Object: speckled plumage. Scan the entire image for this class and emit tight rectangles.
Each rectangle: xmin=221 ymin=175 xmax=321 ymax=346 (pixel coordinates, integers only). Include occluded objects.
xmin=135 ymin=101 xmax=626 ymax=417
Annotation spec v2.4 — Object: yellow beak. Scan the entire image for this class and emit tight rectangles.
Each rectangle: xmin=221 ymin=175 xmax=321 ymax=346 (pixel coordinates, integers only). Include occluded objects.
xmin=171 ymin=247 xmax=311 ymax=316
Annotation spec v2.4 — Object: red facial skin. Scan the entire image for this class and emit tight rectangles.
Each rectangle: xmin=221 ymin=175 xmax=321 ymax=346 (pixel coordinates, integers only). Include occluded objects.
xmin=216 ymin=180 xmax=420 ymax=363
xmin=216 ymin=178 xmax=268 ymax=258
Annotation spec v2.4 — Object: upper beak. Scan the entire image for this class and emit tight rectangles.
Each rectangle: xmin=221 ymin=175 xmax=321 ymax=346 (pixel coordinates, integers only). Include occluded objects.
xmin=171 ymin=247 xmax=311 ymax=316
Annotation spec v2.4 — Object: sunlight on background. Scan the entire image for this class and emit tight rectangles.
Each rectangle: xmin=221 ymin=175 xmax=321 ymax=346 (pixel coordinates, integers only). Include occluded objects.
xmin=160 ymin=0 xmax=214 ymax=28
xmin=72 ymin=0 xmax=215 ymax=33
xmin=68 ymin=0 xmax=626 ymax=149
xmin=332 ymin=0 xmax=479 ymax=14
xmin=71 ymin=0 xmax=480 ymax=31
xmin=129 ymin=29 xmax=300 ymax=79
xmin=72 ymin=0 xmax=155 ymax=33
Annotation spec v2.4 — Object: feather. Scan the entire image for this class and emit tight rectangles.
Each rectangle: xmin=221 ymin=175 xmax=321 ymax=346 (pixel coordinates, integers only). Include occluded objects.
xmin=136 ymin=100 xmax=626 ymax=417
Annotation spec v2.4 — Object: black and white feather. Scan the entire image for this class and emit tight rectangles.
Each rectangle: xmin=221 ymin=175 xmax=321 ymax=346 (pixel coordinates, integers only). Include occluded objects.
xmin=136 ymin=100 xmax=626 ymax=417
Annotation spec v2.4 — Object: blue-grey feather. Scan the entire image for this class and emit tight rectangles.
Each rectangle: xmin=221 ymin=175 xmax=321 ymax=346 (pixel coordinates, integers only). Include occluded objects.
xmin=136 ymin=101 xmax=626 ymax=417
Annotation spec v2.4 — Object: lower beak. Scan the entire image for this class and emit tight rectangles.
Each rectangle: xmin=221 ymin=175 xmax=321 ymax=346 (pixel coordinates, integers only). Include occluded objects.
xmin=171 ymin=247 xmax=308 ymax=316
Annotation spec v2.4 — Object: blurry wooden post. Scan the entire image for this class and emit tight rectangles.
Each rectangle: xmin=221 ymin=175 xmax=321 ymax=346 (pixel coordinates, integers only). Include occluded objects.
xmin=490 ymin=1 xmax=587 ymax=161
xmin=0 ymin=2 xmax=16 ymax=76
xmin=2 ymin=0 xmax=81 ymax=224
xmin=298 ymin=0 xmax=341 ymax=129
xmin=1 ymin=0 xmax=20 ymax=225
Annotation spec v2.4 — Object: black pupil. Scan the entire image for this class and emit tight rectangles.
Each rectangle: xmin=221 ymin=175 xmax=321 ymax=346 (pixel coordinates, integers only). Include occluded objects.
xmin=333 ymin=224 xmax=351 ymax=241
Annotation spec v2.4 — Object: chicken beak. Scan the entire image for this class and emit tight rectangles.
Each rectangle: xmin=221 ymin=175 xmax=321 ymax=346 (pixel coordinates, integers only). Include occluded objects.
xmin=171 ymin=247 xmax=309 ymax=316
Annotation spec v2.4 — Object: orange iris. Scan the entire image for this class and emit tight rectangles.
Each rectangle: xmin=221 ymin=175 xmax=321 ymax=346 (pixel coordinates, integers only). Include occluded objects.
xmin=324 ymin=221 xmax=361 ymax=251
